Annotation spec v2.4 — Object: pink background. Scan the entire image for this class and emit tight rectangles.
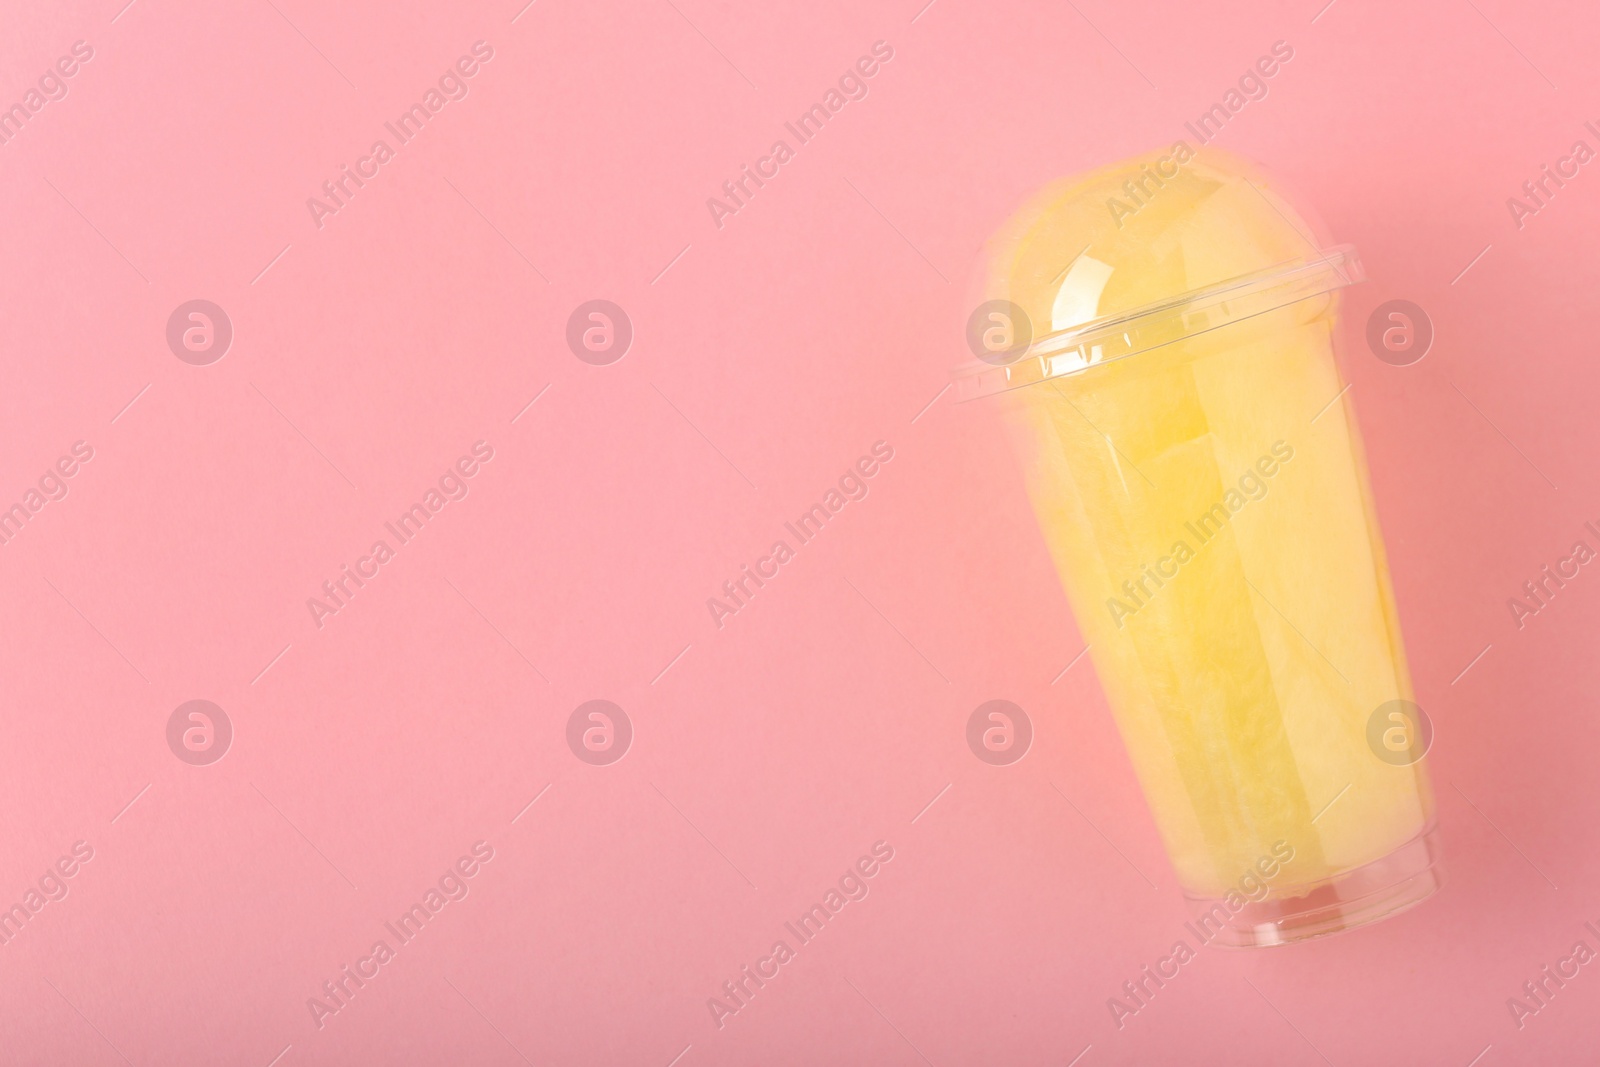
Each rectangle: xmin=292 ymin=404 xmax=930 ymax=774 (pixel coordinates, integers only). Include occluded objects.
xmin=1 ymin=0 xmax=1597 ymax=1063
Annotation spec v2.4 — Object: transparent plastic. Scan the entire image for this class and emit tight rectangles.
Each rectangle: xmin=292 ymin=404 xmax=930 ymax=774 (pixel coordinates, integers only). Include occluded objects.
xmin=965 ymin=148 xmax=1438 ymax=946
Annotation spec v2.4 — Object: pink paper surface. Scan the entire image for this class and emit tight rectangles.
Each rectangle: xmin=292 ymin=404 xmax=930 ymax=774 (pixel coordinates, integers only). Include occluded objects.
xmin=1 ymin=0 xmax=1596 ymax=1063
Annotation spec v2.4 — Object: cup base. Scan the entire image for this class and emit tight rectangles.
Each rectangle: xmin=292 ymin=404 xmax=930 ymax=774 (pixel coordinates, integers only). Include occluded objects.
xmin=1183 ymin=825 xmax=1442 ymax=949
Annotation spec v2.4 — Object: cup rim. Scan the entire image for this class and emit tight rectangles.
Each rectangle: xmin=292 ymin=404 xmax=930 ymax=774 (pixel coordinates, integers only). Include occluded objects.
xmin=953 ymin=245 xmax=1363 ymax=402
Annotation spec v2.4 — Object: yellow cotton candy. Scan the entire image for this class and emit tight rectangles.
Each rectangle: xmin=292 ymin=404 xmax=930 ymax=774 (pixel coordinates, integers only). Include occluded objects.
xmin=973 ymin=147 xmax=1436 ymax=941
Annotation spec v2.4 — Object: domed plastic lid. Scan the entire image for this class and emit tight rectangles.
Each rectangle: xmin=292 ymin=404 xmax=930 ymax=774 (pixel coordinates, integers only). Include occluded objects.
xmin=957 ymin=147 xmax=1361 ymax=399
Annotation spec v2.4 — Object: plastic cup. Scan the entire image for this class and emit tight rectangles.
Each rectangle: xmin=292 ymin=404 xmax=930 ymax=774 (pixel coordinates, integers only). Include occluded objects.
xmin=961 ymin=149 xmax=1438 ymax=946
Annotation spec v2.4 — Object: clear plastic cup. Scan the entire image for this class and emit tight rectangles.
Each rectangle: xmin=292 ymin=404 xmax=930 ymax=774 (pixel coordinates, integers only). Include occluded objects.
xmin=961 ymin=148 xmax=1438 ymax=946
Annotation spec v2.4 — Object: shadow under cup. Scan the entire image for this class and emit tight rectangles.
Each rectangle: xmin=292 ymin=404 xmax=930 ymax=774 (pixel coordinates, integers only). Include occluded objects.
xmin=963 ymin=240 xmax=1440 ymax=948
